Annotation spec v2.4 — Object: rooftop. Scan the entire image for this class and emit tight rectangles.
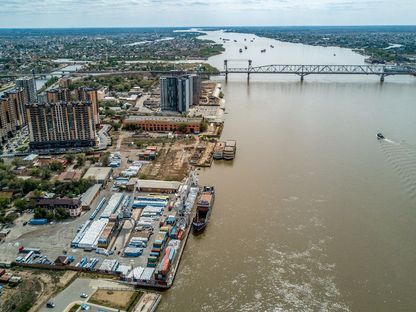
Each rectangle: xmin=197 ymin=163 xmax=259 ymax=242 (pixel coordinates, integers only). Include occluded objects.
xmin=137 ymin=179 xmax=181 ymax=190
xmin=125 ymin=115 xmax=202 ymax=123
xmin=83 ymin=167 xmax=112 ymax=182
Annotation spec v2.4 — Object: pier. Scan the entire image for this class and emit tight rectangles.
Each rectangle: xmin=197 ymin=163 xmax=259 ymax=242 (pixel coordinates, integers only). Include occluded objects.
xmin=222 ymin=59 xmax=416 ymax=82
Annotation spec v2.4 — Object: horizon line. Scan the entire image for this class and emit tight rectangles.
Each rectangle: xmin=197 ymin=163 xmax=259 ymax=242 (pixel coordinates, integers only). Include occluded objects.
xmin=1 ymin=24 xmax=416 ymax=30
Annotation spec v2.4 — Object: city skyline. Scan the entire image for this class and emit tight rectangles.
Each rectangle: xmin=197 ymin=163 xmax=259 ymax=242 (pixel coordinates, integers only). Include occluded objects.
xmin=1 ymin=0 xmax=416 ymax=28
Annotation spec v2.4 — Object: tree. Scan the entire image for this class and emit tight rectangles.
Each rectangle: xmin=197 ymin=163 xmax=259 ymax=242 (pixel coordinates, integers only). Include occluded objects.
xmin=65 ymin=154 xmax=75 ymax=164
xmin=76 ymin=153 xmax=86 ymax=168
xmin=0 ymin=197 xmax=10 ymax=211
xmin=100 ymin=152 xmax=110 ymax=167
xmin=112 ymin=122 xmax=121 ymax=131
xmin=14 ymin=198 xmax=33 ymax=212
xmin=50 ymin=161 xmax=64 ymax=172
xmin=177 ymin=123 xmax=188 ymax=133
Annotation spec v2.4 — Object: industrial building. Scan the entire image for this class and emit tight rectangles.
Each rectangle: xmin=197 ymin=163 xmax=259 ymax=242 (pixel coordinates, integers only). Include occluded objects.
xmin=83 ymin=167 xmax=112 ymax=185
xmin=80 ymin=184 xmax=102 ymax=209
xmin=123 ymin=116 xmax=202 ymax=134
xmin=26 ymin=101 xmax=96 ymax=150
xmin=136 ymin=179 xmax=181 ymax=193
xmin=100 ymin=193 xmax=124 ymax=219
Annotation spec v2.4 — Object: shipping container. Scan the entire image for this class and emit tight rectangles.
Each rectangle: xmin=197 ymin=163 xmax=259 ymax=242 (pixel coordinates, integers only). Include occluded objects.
xmin=29 ymin=218 xmax=48 ymax=225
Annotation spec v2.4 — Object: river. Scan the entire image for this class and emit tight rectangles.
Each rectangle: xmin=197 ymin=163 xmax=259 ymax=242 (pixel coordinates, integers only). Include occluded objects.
xmin=159 ymin=31 xmax=416 ymax=311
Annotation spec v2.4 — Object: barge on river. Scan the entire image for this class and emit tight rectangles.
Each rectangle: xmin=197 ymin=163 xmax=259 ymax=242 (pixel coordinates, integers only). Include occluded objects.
xmin=192 ymin=186 xmax=215 ymax=233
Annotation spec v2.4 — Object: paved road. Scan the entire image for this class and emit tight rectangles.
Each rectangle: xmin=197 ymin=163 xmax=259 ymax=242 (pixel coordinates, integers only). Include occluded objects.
xmin=39 ymin=278 xmax=130 ymax=312
xmin=97 ymin=124 xmax=112 ymax=149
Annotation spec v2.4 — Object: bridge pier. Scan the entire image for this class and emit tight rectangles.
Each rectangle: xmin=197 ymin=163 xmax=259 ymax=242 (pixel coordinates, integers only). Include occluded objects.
xmin=380 ymin=74 xmax=385 ymax=83
xmin=247 ymin=72 xmax=250 ymax=83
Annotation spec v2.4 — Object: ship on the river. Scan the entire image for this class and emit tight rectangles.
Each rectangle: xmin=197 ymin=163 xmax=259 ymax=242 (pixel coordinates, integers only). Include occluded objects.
xmin=223 ymin=140 xmax=237 ymax=160
xmin=213 ymin=141 xmax=225 ymax=160
xmin=192 ymin=186 xmax=215 ymax=233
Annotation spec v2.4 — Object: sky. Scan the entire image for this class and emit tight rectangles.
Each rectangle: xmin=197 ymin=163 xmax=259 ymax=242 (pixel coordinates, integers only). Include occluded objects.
xmin=0 ymin=0 xmax=415 ymax=28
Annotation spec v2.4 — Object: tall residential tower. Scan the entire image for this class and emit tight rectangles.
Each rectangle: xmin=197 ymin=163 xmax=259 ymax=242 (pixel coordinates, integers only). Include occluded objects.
xmin=26 ymin=102 xmax=96 ymax=150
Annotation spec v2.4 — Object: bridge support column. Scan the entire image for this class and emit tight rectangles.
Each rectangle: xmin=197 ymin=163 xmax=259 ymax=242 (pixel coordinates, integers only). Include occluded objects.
xmin=300 ymin=75 xmax=304 ymax=82
xmin=247 ymin=72 xmax=250 ymax=83
xmin=380 ymin=74 xmax=385 ymax=83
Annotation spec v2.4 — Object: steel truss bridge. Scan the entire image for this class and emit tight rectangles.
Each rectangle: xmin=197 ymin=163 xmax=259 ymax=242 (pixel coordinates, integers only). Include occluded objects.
xmin=222 ymin=60 xmax=416 ymax=82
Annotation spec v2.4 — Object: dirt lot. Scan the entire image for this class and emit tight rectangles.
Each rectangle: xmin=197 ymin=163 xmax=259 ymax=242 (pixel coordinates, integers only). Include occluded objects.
xmin=0 ymin=268 xmax=77 ymax=312
xmin=119 ymin=134 xmax=197 ymax=181
xmin=89 ymin=288 xmax=142 ymax=311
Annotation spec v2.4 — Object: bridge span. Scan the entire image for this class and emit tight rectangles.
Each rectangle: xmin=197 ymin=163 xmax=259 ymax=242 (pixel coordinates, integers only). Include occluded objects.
xmin=222 ymin=60 xmax=416 ymax=82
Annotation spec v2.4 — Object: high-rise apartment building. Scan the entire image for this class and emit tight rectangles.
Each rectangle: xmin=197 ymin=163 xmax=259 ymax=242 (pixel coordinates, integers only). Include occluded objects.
xmin=0 ymin=97 xmax=17 ymax=144
xmin=160 ymin=75 xmax=200 ymax=113
xmin=16 ymin=76 xmax=37 ymax=105
xmin=160 ymin=77 xmax=179 ymax=111
xmin=178 ymin=76 xmax=192 ymax=113
xmin=26 ymin=102 xmax=96 ymax=150
xmin=189 ymin=74 xmax=201 ymax=106
xmin=5 ymin=88 xmax=26 ymax=128
xmin=46 ymin=88 xmax=72 ymax=103
xmin=75 ymin=87 xmax=100 ymax=126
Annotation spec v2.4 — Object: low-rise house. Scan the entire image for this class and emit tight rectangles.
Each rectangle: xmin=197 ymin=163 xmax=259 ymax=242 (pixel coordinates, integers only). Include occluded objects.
xmin=35 ymin=198 xmax=82 ymax=217
xmin=57 ymin=170 xmax=83 ymax=183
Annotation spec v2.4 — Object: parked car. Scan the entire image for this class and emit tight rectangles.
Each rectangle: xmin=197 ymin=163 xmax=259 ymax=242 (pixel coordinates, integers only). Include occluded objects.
xmin=80 ymin=293 xmax=88 ymax=298
xmin=46 ymin=302 xmax=55 ymax=308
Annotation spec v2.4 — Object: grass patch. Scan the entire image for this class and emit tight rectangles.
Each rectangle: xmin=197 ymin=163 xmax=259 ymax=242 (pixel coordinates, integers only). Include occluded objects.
xmin=68 ymin=303 xmax=81 ymax=312
xmin=89 ymin=289 xmax=143 ymax=311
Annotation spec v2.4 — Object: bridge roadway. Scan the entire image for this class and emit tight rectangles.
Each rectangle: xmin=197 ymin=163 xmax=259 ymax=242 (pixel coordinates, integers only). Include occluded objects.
xmin=6 ymin=63 xmax=415 ymax=83
xmin=222 ymin=62 xmax=416 ymax=82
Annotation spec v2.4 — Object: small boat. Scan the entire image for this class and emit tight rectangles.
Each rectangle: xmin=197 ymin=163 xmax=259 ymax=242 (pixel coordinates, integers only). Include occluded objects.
xmin=261 ymin=49 xmax=266 ymax=53
xmin=244 ymin=38 xmax=247 ymax=41
xmin=377 ymin=133 xmax=385 ymax=140
xmin=234 ymin=40 xmax=237 ymax=42
xmin=239 ymin=48 xmax=243 ymax=53
xmin=244 ymin=46 xmax=247 ymax=50
xmin=213 ymin=141 xmax=225 ymax=160
xmin=192 ymin=186 xmax=215 ymax=233
xmin=270 ymin=45 xmax=274 ymax=48
xmin=223 ymin=140 xmax=237 ymax=160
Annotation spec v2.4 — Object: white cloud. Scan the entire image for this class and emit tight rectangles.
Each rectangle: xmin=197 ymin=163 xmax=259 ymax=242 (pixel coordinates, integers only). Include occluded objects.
xmin=0 ymin=0 xmax=415 ymax=27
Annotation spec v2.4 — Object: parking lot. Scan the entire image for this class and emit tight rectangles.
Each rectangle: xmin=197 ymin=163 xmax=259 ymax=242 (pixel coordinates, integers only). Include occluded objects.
xmin=38 ymin=278 xmax=129 ymax=312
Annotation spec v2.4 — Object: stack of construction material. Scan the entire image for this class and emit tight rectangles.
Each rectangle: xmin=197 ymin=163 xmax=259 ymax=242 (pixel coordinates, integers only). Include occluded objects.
xmin=127 ymin=266 xmax=145 ymax=281
xmin=152 ymin=231 xmax=168 ymax=253
xmin=129 ymin=237 xmax=148 ymax=248
xmin=98 ymin=259 xmax=119 ymax=273
xmin=168 ymin=239 xmax=181 ymax=250
xmin=156 ymin=247 xmax=175 ymax=280
xmin=147 ymin=256 xmax=158 ymax=267
xmin=123 ymin=247 xmax=143 ymax=257
xmin=139 ymin=267 xmax=155 ymax=282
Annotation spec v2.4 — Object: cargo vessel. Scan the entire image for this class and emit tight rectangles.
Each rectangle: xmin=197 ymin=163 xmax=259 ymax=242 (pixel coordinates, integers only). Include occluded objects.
xmin=192 ymin=186 xmax=215 ymax=233
xmin=223 ymin=140 xmax=237 ymax=160
xmin=213 ymin=141 xmax=225 ymax=160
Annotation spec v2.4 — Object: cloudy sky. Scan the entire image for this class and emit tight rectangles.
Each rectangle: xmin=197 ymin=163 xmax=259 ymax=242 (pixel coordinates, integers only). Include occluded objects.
xmin=1 ymin=0 xmax=415 ymax=28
